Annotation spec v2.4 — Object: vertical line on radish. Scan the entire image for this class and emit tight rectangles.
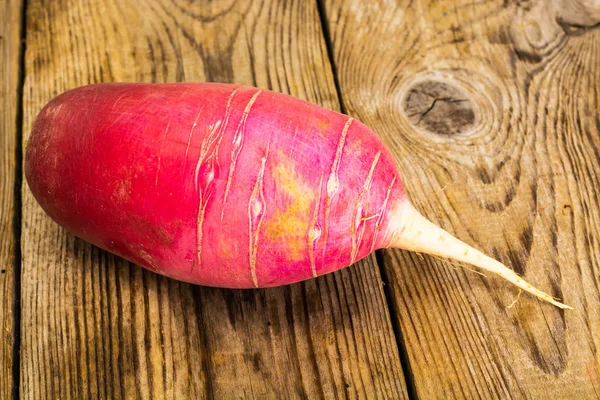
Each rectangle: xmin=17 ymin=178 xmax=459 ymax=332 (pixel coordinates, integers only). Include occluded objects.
xmin=322 ymin=117 xmax=353 ymax=257
xmin=111 ymin=93 xmax=127 ymax=110
xmin=370 ymin=176 xmax=396 ymax=253
xmin=155 ymin=121 xmax=171 ymax=190
xmin=193 ymin=116 xmax=229 ymax=271
xmin=248 ymin=144 xmax=270 ymax=287
xmin=184 ymin=102 xmax=209 ymax=162
xmin=187 ymin=87 xmax=239 ymax=184
xmin=287 ymin=125 xmax=300 ymax=158
xmin=222 ymin=89 xmax=263 ymax=223
xmin=351 ymin=151 xmax=380 ymax=264
xmin=215 ymin=87 xmax=241 ymax=181
xmin=308 ymin=172 xmax=324 ymax=277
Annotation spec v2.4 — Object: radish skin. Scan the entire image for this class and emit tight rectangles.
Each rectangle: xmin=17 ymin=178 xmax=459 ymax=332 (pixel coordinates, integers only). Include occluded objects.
xmin=25 ymin=82 xmax=571 ymax=309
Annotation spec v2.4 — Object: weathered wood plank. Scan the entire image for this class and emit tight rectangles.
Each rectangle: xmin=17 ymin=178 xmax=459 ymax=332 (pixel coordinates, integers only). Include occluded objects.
xmin=325 ymin=0 xmax=600 ymax=398
xmin=1 ymin=1 xmax=23 ymax=398
xmin=21 ymin=0 xmax=407 ymax=398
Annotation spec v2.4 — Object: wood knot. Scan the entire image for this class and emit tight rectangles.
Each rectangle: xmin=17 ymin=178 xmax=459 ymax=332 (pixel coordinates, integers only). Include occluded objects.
xmin=403 ymin=80 xmax=475 ymax=135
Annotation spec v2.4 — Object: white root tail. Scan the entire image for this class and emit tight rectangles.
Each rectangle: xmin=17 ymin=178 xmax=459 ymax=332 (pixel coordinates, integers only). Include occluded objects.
xmin=387 ymin=202 xmax=573 ymax=310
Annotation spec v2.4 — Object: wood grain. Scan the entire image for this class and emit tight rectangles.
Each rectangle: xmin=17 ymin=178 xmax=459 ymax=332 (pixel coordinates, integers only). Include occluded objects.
xmin=1 ymin=1 xmax=23 ymax=398
xmin=21 ymin=0 xmax=407 ymax=398
xmin=325 ymin=0 xmax=600 ymax=398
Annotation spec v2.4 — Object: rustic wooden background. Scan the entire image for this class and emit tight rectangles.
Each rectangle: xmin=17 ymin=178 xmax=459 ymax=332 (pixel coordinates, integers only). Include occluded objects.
xmin=2 ymin=0 xmax=600 ymax=398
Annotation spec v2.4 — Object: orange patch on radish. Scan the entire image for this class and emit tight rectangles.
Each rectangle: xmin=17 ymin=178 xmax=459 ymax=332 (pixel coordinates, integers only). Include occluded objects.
xmin=345 ymin=138 xmax=364 ymax=157
xmin=263 ymin=151 xmax=315 ymax=260
xmin=317 ymin=119 xmax=331 ymax=137
xmin=216 ymin=236 xmax=237 ymax=260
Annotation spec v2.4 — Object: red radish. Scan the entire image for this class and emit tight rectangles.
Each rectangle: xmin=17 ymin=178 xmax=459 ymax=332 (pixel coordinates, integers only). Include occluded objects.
xmin=25 ymin=83 xmax=571 ymax=309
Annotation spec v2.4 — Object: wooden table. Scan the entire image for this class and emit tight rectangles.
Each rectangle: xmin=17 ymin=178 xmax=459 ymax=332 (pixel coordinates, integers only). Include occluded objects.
xmin=2 ymin=0 xmax=600 ymax=398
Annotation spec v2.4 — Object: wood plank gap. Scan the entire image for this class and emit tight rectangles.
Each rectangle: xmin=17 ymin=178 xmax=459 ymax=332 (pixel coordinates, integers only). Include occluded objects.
xmin=315 ymin=0 xmax=347 ymax=114
xmin=193 ymin=285 xmax=214 ymax=400
xmin=12 ymin=1 xmax=27 ymax=399
xmin=317 ymin=1 xmax=416 ymax=397
xmin=376 ymin=250 xmax=418 ymax=400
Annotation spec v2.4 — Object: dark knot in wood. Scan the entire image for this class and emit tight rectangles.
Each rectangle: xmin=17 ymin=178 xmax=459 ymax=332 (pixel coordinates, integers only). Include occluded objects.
xmin=403 ymin=80 xmax=475 ymax=135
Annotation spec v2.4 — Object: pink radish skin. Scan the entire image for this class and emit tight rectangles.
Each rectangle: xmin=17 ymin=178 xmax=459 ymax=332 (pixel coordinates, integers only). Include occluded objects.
xmin=25 ymin=83 xmax=571 ymax=309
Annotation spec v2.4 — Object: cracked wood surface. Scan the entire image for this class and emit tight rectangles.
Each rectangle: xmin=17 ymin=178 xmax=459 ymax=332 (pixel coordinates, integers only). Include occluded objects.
xmin=1 ymin=1 xmax=23 ymax=398
xmin=326 ymin=0 xmax=600 ymax=398
xmin=17 ymin=0 xmax=407 ymax=398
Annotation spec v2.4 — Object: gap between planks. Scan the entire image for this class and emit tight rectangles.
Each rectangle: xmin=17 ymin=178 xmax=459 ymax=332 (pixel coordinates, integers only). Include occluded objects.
xmin=315 ymin=0 xmax=418 ymax=398
xmin=12 ymin=0 xmax=28 ymax=399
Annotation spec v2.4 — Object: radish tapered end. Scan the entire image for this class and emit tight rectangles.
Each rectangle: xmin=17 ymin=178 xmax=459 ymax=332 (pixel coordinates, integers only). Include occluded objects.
xmin=387 ymin=201 xmax=573 ymax=310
